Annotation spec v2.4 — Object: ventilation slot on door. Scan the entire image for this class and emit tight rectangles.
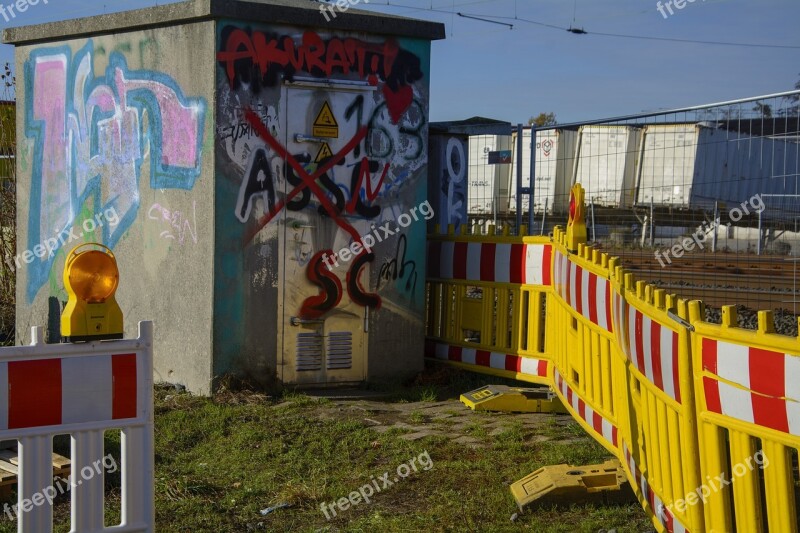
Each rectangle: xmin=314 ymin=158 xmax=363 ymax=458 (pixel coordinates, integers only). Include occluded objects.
xmin=296 ymin=332 xmax=323 ymax=372
xmin=327 ymin=331 xmax=353 ymax=370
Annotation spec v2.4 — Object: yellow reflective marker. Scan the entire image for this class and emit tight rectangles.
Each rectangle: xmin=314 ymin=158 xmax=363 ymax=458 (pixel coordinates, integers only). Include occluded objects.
xmin=566 ymin=183 xmax=587 ymax=252
xmin=61 ymin=243 xmax=123 ymax=342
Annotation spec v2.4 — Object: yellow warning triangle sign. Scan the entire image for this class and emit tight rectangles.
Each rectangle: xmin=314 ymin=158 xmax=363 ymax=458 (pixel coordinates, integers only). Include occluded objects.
xmin=312 ymin=102 xmax=339 ymax=138
xmin=315 ymin=142 xmax=334 ymax=163
xmin=314 ymin=102 xmax=338 ymax=127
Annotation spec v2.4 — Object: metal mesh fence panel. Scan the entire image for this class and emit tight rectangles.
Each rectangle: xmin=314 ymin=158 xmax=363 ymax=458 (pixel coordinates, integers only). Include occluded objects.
xmin=466 ymin=91 xmax=800 ymax=328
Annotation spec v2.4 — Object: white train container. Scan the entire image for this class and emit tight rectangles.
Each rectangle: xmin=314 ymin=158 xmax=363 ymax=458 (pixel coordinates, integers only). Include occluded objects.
xmin=508 ymin=127 xmax=578 ymax=215
xmin=689 ymin=127 xmax=800 ymax=213
xmin=634 ymin=124 xmax=800 ymax=214
xmin=467 ymin=134 xmax=511 ymax=217
xmin=635 ymin=124 xmax=697 ymax=206
xmin=636 ymin=124 xmax=800 ymax=211
xmin=574 ymin=125 xmax=642 ymax=207
xmin=467 ymin=123 xmax=799 ymax=220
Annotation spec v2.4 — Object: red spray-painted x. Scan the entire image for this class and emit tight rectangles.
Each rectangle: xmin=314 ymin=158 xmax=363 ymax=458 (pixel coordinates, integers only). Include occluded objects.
xmin=243 ymin=108 xmax=367 ymax=245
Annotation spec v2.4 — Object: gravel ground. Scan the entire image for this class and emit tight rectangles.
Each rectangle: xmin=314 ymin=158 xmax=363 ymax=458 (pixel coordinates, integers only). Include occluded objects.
xmin=705 ymin=305 xmax=798 ymax=337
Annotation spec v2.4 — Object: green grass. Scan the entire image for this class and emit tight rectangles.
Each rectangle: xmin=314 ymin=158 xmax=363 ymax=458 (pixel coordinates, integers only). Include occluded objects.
xmin=0 ymin=367 xmax=653 ymax=532
xmin=408 ymin=410 xmax=426 ymax=424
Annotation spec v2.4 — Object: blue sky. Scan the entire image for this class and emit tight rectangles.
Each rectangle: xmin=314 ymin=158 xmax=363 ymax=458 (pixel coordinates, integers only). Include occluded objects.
xmin=1 ymin=0 xmax=798 ymax=123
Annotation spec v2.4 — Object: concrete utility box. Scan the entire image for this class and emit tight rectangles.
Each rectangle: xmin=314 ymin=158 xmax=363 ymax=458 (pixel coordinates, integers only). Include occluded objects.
xmin=5 ymin=0 xmax=444 ymax=394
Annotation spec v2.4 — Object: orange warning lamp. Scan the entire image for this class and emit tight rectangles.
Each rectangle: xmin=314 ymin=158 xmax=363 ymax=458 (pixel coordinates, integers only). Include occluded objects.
xmin=61 ymin=243 xmax=123 ymax=342
xmin=566 ymin=184 xmax=587 ymax=252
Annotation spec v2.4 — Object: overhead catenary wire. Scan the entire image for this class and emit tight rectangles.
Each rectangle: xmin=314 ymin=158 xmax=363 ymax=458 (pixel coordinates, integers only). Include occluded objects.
xmin=366 ymin=0 xmax=800 ymax=50
xmin=458 ymin=13 xmax=512 ymax=29
xmin=477 ymin=14 xmax=800 ymax=49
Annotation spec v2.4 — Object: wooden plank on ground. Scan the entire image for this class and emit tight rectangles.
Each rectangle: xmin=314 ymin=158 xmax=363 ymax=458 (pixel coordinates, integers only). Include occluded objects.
xmin=51 ymin=453 xmax=70 ymax=470
xmin=0 ymin=459 xmax=17 ymax=475
xmin=0 ymin=450 xmax=17 ymax=465
xmin=0 ymin=448 xmax=71 ymax=489
xmin=0 ymin=467 xmax=15 ymax=485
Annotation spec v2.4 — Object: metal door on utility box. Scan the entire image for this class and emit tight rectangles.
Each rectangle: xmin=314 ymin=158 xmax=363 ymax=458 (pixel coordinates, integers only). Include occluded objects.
xmin=278 ymin=79 xmax=376 ymax=385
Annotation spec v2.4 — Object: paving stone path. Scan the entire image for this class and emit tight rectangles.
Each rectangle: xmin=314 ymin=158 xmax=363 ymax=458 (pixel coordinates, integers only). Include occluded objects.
xmin=324 ymin=398 xmax=574 ymax=449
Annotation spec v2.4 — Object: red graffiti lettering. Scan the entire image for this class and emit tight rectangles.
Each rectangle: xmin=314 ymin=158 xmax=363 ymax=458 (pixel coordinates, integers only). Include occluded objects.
xmin=346 ymin=158 xmax=389 ymax=215
xmin=218 ymin=29 xmax=403 ymax=88
xmin=348 ymin=252 xmax=381 ymax=309
xmin=300 ymin=251 xmax=343 ymax=320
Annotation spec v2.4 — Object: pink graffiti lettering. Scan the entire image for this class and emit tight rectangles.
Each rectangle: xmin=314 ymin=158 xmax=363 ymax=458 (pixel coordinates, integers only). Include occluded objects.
xmin=147 ymin=201 xmax=198 ymax=245
xmin=25 ymin=42 xmax=206 ymax=300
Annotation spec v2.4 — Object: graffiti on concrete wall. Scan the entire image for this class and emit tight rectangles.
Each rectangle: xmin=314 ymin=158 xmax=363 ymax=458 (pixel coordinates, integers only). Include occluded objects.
xmin=442 ymin=137 xmax=467 ymax=227
xmin=216 ymin=25 xmax=429 ymax=319
xmin=147 ymin=201 xmax=198 ymax=246
xmin=377 ymin=234 xmax=417 ymax=294
xmin=216 ymin=28 xmax=423 ymax=102
xmin=429 ymin=135 xmax=467 ymax=230
xmin=24 ymin=40 xmax=206 ymax=301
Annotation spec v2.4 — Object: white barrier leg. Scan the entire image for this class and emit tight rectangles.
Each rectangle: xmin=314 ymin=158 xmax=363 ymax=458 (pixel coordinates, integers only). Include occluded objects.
xmin=17 ymin=435 xmax=54 ymax=533
xmin=70 ymin=429 xmax=106 ymax=531
xmin=122 ymin=321 xmax=155 ymax=532
xmin=121 ymin=426 xmax=153 ymax=531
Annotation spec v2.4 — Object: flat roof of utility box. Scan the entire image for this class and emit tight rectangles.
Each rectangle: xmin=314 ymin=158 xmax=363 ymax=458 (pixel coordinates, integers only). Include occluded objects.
xmin=3 ymin=0 xmax=446 ymax=45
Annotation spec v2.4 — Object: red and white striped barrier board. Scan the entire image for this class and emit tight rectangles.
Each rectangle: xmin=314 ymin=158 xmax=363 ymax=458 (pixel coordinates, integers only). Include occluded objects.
xmin=701 ymin=339 xmax=800 ymax=434
xmin=427 ymin=242 xmax=552 ymax=286
xmin=612 ymin=290 xmax=626 ymax=354
xmin=554 ymin=369 xmax=619 ymax=448
xmin=614 ymin=294 xmax=682 ymax=404
xmin=552 ymin=251 xmax=613 ymax=332
xmin=0 ymin=322 xmax=154 ymax=533
xmin=624 ymin=443 xmax=690 ymax=533
xmin=0 ymin=353 xmax=141 ymax=431
xmin=425 ymin=340 xmax=549 ymax=378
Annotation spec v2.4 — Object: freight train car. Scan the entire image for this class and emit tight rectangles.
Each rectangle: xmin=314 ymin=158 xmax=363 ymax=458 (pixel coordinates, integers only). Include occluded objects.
xmin=468 ymin=128 xmax=578 ymax=217
xmin=689 ymin=126 xmax=800 ymax=215
xmin=634 ymin=124 xmax=800 ymax=217
xmin=507 ymin=127 xmax=578 ymax=215
xmin=635 ymin=124 xmax=697 ymax=206
xmin=467 ymin=134 xmax=512 ymax=218
xmin=574 ymin=125 xmax=642 ymax=208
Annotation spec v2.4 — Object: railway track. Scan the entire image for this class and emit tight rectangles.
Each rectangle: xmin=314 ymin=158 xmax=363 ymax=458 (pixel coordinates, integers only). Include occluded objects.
xmin=624 ymin=269 xmax=797 ymax=292
xmin=599 ymin=250 xmax=800 ymax=311
xmin=604 ymin=250 xmax=799 ymax=274
xmin=644 ymin=284 xmax=799 ymax=311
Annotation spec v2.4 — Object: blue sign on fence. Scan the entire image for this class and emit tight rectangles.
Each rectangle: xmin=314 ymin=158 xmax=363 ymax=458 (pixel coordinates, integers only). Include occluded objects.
xmin=488 ymin=150 xmax=512 ymax=165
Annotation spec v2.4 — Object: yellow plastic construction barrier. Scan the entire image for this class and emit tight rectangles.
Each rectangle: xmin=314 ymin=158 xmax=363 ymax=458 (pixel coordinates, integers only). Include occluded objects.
xmin=426 ymin=224 xmax=553 ymax=386
xmin=689 ymin=303 xmax=800 ymax=533
xmin=425 ymin=185 xmax=800 ymax=533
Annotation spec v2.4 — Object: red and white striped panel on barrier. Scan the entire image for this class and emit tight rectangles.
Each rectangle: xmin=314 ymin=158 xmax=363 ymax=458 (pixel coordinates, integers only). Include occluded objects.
xmin=427 ymin=242 xmax=552 ymax=286
xmin=624 ymin=443 xmax=690 ymax=533
xmin=612 ymin=290 xmax=627 ymax=355
xmin=0 ymin=322 xmax=154 ymax=533
xmin=702 ymin=339 xmax=800 ymax=434
xmin=554 ymin=369 xmax=619 ymax=449
xmin=552 ymin=251 xmax=613 ymax=332
xmin=425 ymin=340 xmax=549 ymax=379
xmin=0 ymin=353 xmax=141 ymax=431
xmin=614 ymin=293 xmax=682 ymax=404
